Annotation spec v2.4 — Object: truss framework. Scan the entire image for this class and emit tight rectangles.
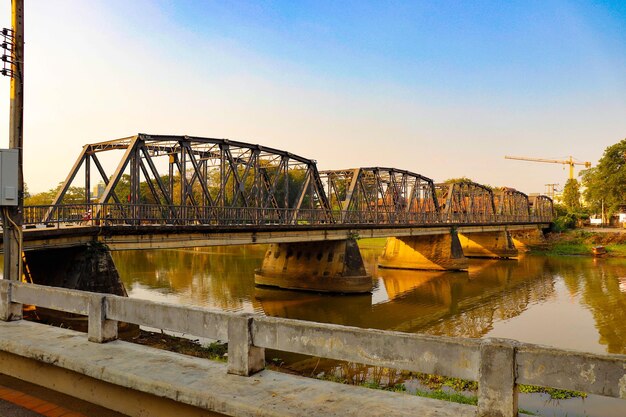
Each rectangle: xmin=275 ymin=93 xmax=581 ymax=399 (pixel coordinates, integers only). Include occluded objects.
xmin=47 ymin=134 xmax=333 ymax=225
xmin=41 ymin=134 xmax=553 ymax=226
xmin=494 ymin=188 xmax=531 ymax=221
xmin=436 ymin=181 xmax=496 ymax=223
xmin=530 ymin=195 xmax=554 ymax=221
xmin=320 ymin=168 xmax=439 ymax=224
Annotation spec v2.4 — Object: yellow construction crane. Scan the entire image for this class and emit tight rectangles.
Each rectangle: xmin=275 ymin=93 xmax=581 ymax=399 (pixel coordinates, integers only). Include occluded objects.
xmin=504 ymin=155 xmax=591 ymax=180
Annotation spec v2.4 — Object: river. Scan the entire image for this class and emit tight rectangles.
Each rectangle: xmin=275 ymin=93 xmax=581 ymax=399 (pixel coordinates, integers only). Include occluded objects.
xmin=111 ymin=243 xmax=625 ymax=352
xmin=109 ymin=240 xmax=626 ymax=416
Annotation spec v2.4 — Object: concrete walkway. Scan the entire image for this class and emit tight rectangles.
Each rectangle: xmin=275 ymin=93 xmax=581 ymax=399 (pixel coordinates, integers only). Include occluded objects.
xmin=0 ymin=320 xmax=476 ymax=417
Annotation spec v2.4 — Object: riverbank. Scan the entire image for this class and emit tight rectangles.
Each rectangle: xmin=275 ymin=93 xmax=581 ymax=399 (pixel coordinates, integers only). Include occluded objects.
xmin=531 ymin=229 xmax=626 ymax=257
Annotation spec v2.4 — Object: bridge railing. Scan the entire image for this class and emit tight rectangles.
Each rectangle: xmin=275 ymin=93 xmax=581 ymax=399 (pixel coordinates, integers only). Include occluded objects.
xmin=20 ymin=203 xmax=552 ymax=227
xmin=0 ymin=280 xmax=623 ymax=417
xmin=23 ymin=204 xmax=335 ymax=227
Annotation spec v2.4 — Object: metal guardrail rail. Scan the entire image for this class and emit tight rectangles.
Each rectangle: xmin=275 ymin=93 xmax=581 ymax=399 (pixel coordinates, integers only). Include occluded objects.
xmin=0 ymin=281 xmax=623 ymax=417
xmin=20 ymin=203 xmax=553 ymax=228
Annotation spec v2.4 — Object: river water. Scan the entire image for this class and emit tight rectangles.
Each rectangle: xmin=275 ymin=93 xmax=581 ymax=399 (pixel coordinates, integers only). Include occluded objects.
xmin=108 ymin=242 xmax=624 ymax=415
xmin=112 ymin=243 xmax=626 ymax=354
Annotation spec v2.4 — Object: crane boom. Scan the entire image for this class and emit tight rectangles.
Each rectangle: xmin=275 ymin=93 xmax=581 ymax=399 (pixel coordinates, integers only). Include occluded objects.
xmin=504 ymin=155 xmax=591 ymax=180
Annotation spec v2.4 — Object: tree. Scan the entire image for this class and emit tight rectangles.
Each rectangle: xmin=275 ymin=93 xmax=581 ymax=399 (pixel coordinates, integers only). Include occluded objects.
xmin=582 ymin=138 xmax=626 ymax=217
xmin=25 ymin=182 xmax=85 ymax=205
xmin=444 ymin=177 xmax=474 ymax=184
xmin=562 ymin=178 xmax=581 ymax=212
xmin=24 ymin=188 xmax=56 ymax=205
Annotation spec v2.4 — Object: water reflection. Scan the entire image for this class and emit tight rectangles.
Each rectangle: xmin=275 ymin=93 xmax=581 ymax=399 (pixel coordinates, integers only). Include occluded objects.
xmin=547 ymin=257 xmax=626 ymax=354
xmin=113 ymin=246 xmax=265 ymax=311
xmin=112 ymin=246 xmax=626 ymax=354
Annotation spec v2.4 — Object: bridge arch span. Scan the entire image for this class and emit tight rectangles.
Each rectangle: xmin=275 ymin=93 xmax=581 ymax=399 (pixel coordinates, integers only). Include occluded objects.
xmin=494 ymin=188 xmax=531 ymax=222
xmin=530 ymin=195 xmax=554 ymax=223
xmin=436 ymin=180 xmax=496 ymax=223
xmin=48 ymin=133 xmax=333 ymax=225
xmin=319 ymin=167 xmax=439 ymax=224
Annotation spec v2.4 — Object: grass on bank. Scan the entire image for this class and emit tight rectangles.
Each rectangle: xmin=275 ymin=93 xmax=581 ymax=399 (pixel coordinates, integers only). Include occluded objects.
xmin=126 ymin=330 xmax=228 ymax=362
xmin=414 ymin=388 xmax=477 ymax=405
xmin=332 ymin=377 xmax=538 ymax=415
xmin=531 ymin=229 xmax=626 ymax=256
xmin=315 ymin=368 xmax=583 ymax=414
xmin=518 ymin=384 xmax=586 ymax=400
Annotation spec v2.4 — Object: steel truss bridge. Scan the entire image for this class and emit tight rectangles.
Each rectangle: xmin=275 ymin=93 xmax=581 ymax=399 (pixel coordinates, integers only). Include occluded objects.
xmin=21 ymin=134 xmax=552 ymax=233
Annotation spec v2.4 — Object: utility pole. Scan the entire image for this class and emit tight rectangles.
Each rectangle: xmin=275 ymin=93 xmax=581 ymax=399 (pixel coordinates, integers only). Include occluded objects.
xmin=544 ymin=183 xmax=558 ymax=199
xmin=3 ymin=0 xmax=24 ymax=281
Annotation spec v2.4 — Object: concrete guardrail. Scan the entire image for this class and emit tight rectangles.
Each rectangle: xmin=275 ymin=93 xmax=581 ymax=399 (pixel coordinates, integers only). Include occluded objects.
xmin=1 ymin=280 xmax=625 ymax=417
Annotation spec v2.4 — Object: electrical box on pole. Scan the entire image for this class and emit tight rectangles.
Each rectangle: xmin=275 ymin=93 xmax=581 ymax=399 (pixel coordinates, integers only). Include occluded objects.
xmin=0 ymin=148 xmax=18 ymax=206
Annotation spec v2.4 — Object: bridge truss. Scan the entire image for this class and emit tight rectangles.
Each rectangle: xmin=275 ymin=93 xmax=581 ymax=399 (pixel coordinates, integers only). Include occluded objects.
xmin=26 ymin=134 xmax=553 ymax=227
xmin=320 ymin=168 xmax=439 ymax=224
xmin=436 ymin=181 xmax=496 ymax=223
xmin=46 ymin=134 xmax=333 ymax=225
xmin=494 ymin=188 xmax=531 ymax=222
xmin=530 ymin=195 xmax=554 ymax=220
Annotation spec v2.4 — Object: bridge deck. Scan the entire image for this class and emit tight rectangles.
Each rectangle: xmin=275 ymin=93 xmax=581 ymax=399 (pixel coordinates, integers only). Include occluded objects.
xmin=0 ymin=320 xmax=475 ymax=417
xmin=5 ymin=222 xmax=549 ymax=251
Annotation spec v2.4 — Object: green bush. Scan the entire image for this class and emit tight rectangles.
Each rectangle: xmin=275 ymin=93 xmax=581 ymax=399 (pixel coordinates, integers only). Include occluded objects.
xmin=552 ymin=214 xmax=577 ymax=231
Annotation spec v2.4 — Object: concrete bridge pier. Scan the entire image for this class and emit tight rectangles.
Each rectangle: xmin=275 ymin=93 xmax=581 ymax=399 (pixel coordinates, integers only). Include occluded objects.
xmin=254 ymin=239 xmax=372 ymax=293
xmin=458 ymin=231 xmax=518 ymax=258
xmin=24 ymin=243 xmax=127 ymax=296
xmin=378 ymin=232 xmax=469 ymax=271
xmin=510 ymin=227 xmax=545 ymax=252
xmin=23 ymin=243 xmax=128 ymax=328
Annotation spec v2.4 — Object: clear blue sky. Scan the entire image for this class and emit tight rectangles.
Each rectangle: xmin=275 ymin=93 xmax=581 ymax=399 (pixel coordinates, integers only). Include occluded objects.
xmin=1 ymin=0 xmax=625 ymax=194
xmin=162 ymin=0 xmax=626 ymax=94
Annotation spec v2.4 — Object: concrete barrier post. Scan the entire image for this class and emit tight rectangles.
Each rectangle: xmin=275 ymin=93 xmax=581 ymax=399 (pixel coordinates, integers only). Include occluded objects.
xmin=227 ymin=315 xmax=265 ymax=376
xmin=0 ymin=280 xmax=22 ymax=321
xmin=478 ymin=338 xmax=518 ymax=417
xmin=88 ymin=294 xmax=118 ymax=343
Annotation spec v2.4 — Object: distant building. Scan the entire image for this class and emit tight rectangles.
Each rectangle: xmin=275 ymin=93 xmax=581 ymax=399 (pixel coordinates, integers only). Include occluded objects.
xmin=591 ymin=204 xmax=626 ymax=227
xmin=92 ymin=181 xmax=105 ymax=200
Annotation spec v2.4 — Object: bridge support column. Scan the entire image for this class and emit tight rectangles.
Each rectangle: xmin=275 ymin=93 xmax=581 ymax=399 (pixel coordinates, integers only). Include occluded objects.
xmin=378 ymin=232 xmax=468 ymax=271
xmin=23 ymin=243 xmax=128 ymax=329
xmin=458 ymin=231 xmax=518 ymax=258
xmin=510 ymin=227 xmax=545 ymax=252
xmin=254 ymin=239 xmax=372 ymax=293
xmin=23 ymin=243 xmax=127 ymax=295
xmin=15 ymin=243 xmax=129 ymax=331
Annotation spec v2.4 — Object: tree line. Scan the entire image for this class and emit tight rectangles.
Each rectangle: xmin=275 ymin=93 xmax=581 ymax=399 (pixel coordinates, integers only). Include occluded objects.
xmin=555 ymin=138 xmax=626 ymax=229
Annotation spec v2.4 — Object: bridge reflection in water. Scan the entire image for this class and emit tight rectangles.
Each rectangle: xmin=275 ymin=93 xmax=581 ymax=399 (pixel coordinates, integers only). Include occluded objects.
xmin=255 ymin=256 xmax=554 ymax=337
xmin=110 ymin=246 xmax=626 ymax=355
